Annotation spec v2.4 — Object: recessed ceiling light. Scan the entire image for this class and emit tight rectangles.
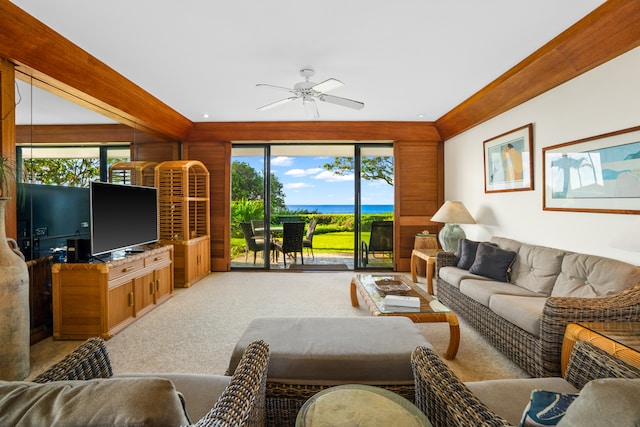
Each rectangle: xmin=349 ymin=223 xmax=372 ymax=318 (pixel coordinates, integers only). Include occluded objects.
xmin=202 ymin=113 xmax=209 ymax=119
xmin=417 ymin=113 xmax=425 ymax=118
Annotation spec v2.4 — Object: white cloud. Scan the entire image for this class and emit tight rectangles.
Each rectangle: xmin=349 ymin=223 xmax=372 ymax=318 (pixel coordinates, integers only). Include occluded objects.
xmin=314 ymin=170 xmax=354 ymax=182
xmin=271 ymin=156 xmax=294 ymax=166
xmin=284 ymin=182 xmax=312 ymax=189
xmin=285 ymin=167 xmax=324 ymax=177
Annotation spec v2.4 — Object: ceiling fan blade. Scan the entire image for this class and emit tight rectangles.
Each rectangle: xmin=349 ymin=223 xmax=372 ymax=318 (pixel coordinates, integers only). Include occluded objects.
xmin=312 ymin=78 xmax=343 ymax=93
xmin=257 ymin=97 xmax=298 ymax=111
xmin=318 ymin=94 xmax=364 ymax=110
xmin=256 ymin=83 xmax=295 ymax=93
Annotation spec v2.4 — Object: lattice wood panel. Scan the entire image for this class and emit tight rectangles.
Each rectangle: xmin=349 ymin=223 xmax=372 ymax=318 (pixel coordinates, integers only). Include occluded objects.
xmin=109 ymin=161 xmax=157 ymax=187
xmin=155 ymin=160 xmax=210 ymax=242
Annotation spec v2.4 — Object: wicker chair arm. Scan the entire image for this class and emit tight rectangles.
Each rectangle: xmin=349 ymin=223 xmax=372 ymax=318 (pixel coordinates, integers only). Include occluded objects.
xmin=193 ymin=340 xmax=269 ymax=427
xmin=411 ymin=346 xmax=510 ymax=427
xmin=564 ymin=340 xmax=640 ymax=389
xmin=32 ymin=337 xmax=113 ymax=383
xmin=435 ymin=251 xmax=457 ymax=274
xmin=540 ymin=284 xmax=640 ymax=376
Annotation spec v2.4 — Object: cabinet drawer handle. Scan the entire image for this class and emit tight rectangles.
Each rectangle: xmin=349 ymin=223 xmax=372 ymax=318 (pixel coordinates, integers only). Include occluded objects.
xmin=149 ymin=282 xmax=154 ymax=295
xmin=128 ymin=292 xmax=134 ymax=306
xmin=156 ymin=280 xmax=160 ymax=292
xmin=154 ymin=257 xmax=161 ymax=261
xmin=122 ymin=266 xmax=135 ymax=273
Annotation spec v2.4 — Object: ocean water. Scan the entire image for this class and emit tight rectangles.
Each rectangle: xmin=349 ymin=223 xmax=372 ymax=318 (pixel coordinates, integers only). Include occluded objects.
xmin=287 ymin=205 xmax=393 ymax=214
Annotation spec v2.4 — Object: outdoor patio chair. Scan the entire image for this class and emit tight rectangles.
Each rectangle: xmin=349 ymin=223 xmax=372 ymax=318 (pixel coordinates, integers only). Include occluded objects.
xmin=361 ymin=220 xmax=393 ymax=266
xmin=274 ymin=221 xmax=305 ymax=267
xmin=240 ymin=222 xmax=268 ymax=265
xmin=250 ymin=219 xmax=264 ymax=239
xmin=302 ymin=219 xmax=318 ymax=259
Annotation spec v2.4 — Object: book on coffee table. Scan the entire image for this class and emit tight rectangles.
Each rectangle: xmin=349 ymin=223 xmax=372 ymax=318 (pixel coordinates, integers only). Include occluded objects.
xmin=383 ymin=295 xmax=421 ymax=308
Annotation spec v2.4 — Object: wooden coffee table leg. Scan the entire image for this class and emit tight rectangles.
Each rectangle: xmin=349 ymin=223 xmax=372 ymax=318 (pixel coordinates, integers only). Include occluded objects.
xmin=350 ymin=279 xmax=360 ymax=307
xmin=410 ymin=250 xmax=418 ymax=283
xmin=444 ymin=313 xmax=460 ymax=360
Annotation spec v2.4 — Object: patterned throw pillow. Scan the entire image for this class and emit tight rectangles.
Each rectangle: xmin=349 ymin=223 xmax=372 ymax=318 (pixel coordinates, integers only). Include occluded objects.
xmin=519 ymin=389 xmax=579 ymax=427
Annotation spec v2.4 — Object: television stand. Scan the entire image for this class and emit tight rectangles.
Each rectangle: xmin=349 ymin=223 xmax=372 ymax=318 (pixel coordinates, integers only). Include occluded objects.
xmin=52 ymin=245 xmax=174 ymax=340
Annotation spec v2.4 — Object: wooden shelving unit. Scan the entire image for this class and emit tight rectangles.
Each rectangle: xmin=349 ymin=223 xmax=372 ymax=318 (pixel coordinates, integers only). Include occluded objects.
xmin=109 ymin=161 xmax=158 ymax=187
xmin=155 ymin=160 xmax=210 ymax=287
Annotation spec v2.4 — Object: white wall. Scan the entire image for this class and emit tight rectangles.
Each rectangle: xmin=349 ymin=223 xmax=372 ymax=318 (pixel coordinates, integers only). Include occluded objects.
xmin=444 ymin=46 xmax=640 ymax=265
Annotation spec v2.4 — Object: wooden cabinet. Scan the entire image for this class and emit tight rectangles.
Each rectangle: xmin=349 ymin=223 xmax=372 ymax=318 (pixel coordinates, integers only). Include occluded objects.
xmin=155 ymin=160 xmax=210 ymax=287
xmin=172 ymin=236 xmax=210 ymax=288
xmin=108 ymin=161 xmax=158 ymax=186
xmin=52 ymin=245 xmax=173 ymax=340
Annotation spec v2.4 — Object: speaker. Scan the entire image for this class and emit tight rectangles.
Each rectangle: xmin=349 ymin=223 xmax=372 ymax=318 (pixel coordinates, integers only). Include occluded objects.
xmin=67 ymin=238 xmax=91 ymax=262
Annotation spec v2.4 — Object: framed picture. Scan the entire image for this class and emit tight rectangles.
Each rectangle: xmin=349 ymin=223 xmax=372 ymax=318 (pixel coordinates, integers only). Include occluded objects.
xmin=543 ymin=125 xmax=640 ymax=214
xmin=484 ymin=124 xmax=534 ymax=193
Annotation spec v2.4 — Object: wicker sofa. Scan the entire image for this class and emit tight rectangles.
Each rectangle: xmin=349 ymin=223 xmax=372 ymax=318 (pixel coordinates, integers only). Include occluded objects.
xmin=0 ymin=338 xmax=269 ymax=427
xmin=435 ymin=236 xmax=640 ymax=377
xmin=412 ymin=340 xmax=640 ymax=427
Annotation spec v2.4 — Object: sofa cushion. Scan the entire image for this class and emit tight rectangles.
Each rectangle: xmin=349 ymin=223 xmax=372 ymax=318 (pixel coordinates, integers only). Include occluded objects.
xmin=460 ymin=279 xmax=540 ymax=307
xmin=465 ymin=377 xmax=577 ymax=426
xmin=438 ymin=266 xmax=490 ymax=289
xmin=456 ymin=238 xmax=482 ymax=270
xmin=511 ymin=244 xmax=566 ymax=296
xmin=115 ymin=373 xmax=231 ymax=422
xmin=468 ymin=243 xmax=517 ymax=282
xmin=557 ymin=378 xmax=640 ymax=427
xmin=489 ymin=295 xmax=547 ymax=337
xmin=0 ymin=377 xmax=189 ymax=427
xmin=551 ymin=253 xmax=640 ymax=297
xmin=490 ymin=236 xmax=523 ymax=254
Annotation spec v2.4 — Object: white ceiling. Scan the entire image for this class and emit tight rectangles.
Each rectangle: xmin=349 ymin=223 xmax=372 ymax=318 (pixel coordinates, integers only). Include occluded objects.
xmin=12 ymin=0 xmax=605 ymax=125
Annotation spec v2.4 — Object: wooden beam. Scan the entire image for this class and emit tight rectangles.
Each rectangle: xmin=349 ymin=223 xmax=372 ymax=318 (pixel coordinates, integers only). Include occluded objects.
xmin=0 ymin=1 xmax=192 ymax=141
xmin=188 ymin=121 xmax=441 ymax=142
xmin=0 ymin=58 xmax=17 ymax=239
xmin=436 ymin=0 xmax=640 ymax=140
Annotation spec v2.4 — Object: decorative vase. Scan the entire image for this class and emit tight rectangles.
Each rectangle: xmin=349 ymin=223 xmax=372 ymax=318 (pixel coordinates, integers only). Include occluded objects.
xmin=0 ymin=197 xmax=30 ymax=380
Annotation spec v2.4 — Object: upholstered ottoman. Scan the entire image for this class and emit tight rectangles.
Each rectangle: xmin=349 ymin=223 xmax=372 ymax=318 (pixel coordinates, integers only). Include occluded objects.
xmin=227 ymin=316 xmax=432 ymax=426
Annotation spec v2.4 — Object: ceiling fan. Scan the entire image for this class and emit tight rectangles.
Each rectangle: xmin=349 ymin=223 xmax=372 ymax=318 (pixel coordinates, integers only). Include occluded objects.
xmin=256 ymin=68 xmax=364 ymax=118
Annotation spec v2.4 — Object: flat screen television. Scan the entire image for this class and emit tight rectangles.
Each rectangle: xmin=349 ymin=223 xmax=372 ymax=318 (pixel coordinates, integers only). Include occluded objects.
xmin=90 ymin=181 xmax=159 ymax=256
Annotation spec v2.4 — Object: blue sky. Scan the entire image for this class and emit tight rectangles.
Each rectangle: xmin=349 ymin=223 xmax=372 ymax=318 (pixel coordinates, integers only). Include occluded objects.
xmin=235 ymin=155 xmax=394 ymax=205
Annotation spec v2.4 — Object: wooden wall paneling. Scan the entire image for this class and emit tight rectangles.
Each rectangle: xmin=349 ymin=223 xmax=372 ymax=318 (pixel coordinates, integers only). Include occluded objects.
xmin=182 ymin=141 xmax=231 ymax=272
xmin=0 ymin=57 xmax=17 ymax=239
xmin=394 ymin=140 xmax=443 ymax=272
xmin=436 ymin=0 xmax=640 ymax=140
xmin=133 ymin=140 xmax=181 ymax=162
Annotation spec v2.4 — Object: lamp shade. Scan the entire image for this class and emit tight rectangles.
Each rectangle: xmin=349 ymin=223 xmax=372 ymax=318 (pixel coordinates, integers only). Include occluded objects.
xmin=431 ymin=201 xmax=476 ymax=252
xmin=431 ymin=201 xmax=476 ymax=225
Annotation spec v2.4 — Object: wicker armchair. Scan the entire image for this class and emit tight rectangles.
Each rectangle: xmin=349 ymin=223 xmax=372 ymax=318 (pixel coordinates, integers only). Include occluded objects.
xmin=411 ymin=340 xmax=640 ymax=427
xmin=34 ymin=337 xmax=270 ymax=427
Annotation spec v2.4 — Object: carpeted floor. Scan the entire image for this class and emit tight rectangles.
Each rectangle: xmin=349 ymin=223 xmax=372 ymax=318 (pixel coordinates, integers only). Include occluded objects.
xmin=28 ymin=271 xmax=529 ymax=382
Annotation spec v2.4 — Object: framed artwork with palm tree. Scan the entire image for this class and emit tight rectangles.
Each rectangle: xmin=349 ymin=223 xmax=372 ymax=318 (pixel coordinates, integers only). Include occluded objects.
xmin=543 ymin=125 xmax=640 ymax=214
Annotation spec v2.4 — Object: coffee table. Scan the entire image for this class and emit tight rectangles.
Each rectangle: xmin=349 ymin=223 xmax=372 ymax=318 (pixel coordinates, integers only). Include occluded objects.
xmin=350 ymin=273 xmax=460 ymax=359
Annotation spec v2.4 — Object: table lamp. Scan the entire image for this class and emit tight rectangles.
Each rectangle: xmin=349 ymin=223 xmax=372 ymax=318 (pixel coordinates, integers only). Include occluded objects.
xmin=430 ymin=201 xmax=476 ymax=252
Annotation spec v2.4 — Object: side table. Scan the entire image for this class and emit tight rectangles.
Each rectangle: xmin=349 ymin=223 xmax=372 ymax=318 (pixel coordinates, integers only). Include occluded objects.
xmin=296 ymin=384 xmax=431 ymax=426
xmin=561 ymin=322 xmax=640 ymax=376
xmin=410 ymin=248 xmax=440 ymax=294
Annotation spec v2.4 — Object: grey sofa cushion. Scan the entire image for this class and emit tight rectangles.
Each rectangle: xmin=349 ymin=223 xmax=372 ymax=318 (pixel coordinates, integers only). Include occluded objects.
xmin=468 ymin=243 xmax=517 ymax=282
xmin=489 ymin=295 xmax=547 ymax=337
xmin=490 ymin=236 xmax=523 ymax=254
xmin=552 ymin=253 xmax=640 ymax=297
xmin=438 ymin=266 xmax=490 ymax=288
xmin=0 ymin=378 xmax=189 ymax=427
xmin=466 ymin=377 xmax=578 ymax=426
xmin=558 ymin=378 xmax=640 ymax=426
xmin=511 ymin=244 xmax=566 ymax=296
xmin=228 ymin=317 xmax=431 ymax=384
xmin=460 ymin=279 xmax=540 ymax=307
xmin=115 ymin=373 xmax=231 ymax=422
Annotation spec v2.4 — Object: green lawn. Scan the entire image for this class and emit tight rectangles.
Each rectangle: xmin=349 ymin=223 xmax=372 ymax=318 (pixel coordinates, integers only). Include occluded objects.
xmin=232 ymin=231 xmax=369 ymax=256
